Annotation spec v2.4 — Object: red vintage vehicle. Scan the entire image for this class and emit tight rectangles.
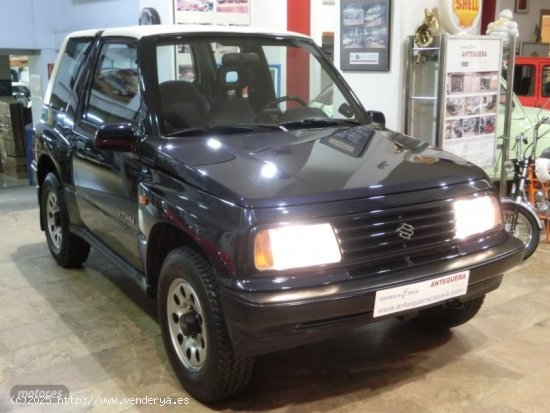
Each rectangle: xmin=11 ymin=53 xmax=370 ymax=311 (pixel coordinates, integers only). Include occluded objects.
xmin=513 ymin=57 xmax=550 ymax=109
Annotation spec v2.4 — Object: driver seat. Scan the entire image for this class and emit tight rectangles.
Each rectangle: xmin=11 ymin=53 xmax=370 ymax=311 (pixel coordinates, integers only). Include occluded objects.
xmin=208 ymin=66 xmax=256 ymax=126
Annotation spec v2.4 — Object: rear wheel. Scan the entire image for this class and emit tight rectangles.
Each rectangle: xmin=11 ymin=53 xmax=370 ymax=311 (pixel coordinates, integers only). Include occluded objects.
xmin=412 ymin=295 xmax=485 ymax=330
xmin=41 ymin=172 xmax=90 ymax=267
xmin=158 ymin=247 xmax=254 ymax=402
xmin=502 ymin=203 xmax=540 ymax=260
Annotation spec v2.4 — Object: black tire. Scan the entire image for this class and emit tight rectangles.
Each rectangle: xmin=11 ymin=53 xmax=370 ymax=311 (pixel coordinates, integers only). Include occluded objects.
xmin=41 ymin=172 xmax=90 ymax=268
xmin=158 ymin=247 xmax=254 ymax=402
xmin=412 ymin=295 xmax=485 ymax=331
xmin=502 ymin=203 xmax=540 ymax=260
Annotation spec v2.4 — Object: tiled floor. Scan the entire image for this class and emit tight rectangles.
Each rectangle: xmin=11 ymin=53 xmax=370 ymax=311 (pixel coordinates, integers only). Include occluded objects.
xmin=1 ymin=186 xmax=550 ymax=412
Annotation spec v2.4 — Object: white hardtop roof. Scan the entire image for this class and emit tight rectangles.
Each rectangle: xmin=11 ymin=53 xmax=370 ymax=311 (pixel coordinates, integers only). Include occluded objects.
xmin=68 ymin=24 xmax=311 ymax=41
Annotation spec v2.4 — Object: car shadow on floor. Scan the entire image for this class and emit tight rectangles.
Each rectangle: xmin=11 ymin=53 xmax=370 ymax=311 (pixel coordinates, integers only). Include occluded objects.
xmin=11 ymin=241 xmax=487 ymax=412
xmin=213 ymin=322 xmax=467 ymax=411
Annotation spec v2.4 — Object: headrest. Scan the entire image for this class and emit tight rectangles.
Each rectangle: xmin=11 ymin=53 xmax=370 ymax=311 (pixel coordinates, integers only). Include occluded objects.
xmin=216 ymin=66 xmax=246 ymax=90
xmin=221 ymin=52 xmax=261 ymax=67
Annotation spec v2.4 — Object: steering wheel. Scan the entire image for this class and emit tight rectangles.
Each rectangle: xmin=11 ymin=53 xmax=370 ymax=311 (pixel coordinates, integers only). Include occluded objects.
xmin=264 ymin=95 xmax=307 ymax=109
xmin=255 ymin=95 xmax=308 ymax=123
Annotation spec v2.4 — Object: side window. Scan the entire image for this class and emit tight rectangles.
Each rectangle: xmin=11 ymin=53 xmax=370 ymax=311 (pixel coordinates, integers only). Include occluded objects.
xmin=177 ymin=44 xmax=196 ymax=82
xmin=49 ymin=37 xmax=93 ymax=111
xmin=210 ymin=42 xmax=240 ymax=67
xmin=513 ymin=64 xmax=535 ymax=97
xmin=542 ymin=65 xmax=550 ymax=97
xmin=157 ymin=43 xmax=196 ymax=83
xmin=86 ymin=42 xmax=141 ymax=127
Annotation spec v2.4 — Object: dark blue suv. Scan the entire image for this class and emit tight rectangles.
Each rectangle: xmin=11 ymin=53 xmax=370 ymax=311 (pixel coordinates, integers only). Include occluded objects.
xmin=32 ymin=25 xmax=524 ymax=402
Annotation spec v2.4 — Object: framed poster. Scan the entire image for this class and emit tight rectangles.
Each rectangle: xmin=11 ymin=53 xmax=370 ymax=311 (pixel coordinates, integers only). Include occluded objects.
xmin=515 ymin=0 xmax=528 ymax=14
xmin=519 ymin=41 xmax=549 ymax=57
xmin=340 ymin=0 xmax=391 ymax=71
xmin=441 ymin=36 xmax=503 ymax=169
xmin=174 ymin=0 xmax=250 ymax=26
xmin=30 ymin=74 xmax=43 ymax=99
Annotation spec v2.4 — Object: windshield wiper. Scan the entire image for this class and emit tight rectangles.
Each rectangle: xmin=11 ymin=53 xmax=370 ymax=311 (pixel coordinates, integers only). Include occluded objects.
xmin=280 ymin=118 xmax=360 ymax=130
xmin=166 ymin=124 xmax=286 ymax=137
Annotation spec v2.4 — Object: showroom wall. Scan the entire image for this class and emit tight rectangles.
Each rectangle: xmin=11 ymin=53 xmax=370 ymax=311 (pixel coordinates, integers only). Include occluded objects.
xmin=54 ymin=0 xmax=138 ymax=45
xmin=333 ymin=0 xmax=444 ymax=130
xmin=496 ymin=0 xmax=545 ymax=43
xmin=0 ymin=0 xmax=137 ymax=59
xmin=0 ymin=0 xmax=139 ymax=122
xmin=138 ymin=0 xmax=287 ymax=31
xmin=0 ymin=1 xmax=47 ymax=51
xmin=0 ymin=0 xmax=533 ymax=132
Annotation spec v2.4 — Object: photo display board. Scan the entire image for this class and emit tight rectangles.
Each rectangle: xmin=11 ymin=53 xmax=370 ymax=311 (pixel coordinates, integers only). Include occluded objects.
xmin=340 ymin=0 xmax=391 ymax=71
xmin=174 ymin=0 xmax=250 ymax=26
xmin=442 ymin=36 xmax=502 ymax=169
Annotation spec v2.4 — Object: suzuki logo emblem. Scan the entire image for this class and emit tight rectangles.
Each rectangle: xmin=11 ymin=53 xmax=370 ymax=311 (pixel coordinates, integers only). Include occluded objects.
xmin=397 ymin=223 xmax=414 ymax=240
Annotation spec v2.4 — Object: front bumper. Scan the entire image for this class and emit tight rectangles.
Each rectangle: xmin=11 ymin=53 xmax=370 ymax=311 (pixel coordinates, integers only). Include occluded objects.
xmin=220 ymin=235 xmax=524 ymax=356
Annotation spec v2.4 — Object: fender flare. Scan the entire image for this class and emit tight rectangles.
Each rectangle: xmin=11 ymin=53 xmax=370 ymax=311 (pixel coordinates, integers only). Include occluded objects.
xmin=500 ymin=197 xmax=544 ymax=230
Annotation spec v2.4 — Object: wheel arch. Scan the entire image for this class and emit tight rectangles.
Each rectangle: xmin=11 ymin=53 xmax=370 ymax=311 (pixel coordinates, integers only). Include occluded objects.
xmin=36 ymin=155 xmax=60 ymax=230
xmin=145 ymin=222 xmax=211 ymax=297
xmin=500 ymin=197 xmax=544 ymax=230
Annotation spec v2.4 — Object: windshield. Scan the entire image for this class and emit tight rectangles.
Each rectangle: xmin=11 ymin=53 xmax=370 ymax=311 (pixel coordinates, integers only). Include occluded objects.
xmin=153 ymin=34 xmax=367 ymax=134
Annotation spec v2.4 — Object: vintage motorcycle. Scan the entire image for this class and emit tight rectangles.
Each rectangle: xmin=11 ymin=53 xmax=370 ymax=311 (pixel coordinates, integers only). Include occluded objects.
xmin=501 ymin=116 xmax=550 ymax=259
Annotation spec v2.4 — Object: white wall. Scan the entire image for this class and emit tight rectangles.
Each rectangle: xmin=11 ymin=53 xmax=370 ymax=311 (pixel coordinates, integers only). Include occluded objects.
xmin=330 ymin=0 xmax=486 ymax=131
xmin=311 ymin=0 xmax=336 ymax=45
xmin=251 ymin=0 xmax=287 ymax=31
xmin=0 ymin=0 xmax=505 ymax=132
xmin=0 ymin=1 xmax=38 ymax=50
xmin=496 ymin=0 xmax=544 ymax=43
xmin=334 ymin=0 xmax=474 ymax=131
xmin=0 ymin=0 xmax=137 ymax=51
xmin=54 ymin=0 xmax=139 ymax=46
xmin=0 ymin=0 xmax=138 ymax=121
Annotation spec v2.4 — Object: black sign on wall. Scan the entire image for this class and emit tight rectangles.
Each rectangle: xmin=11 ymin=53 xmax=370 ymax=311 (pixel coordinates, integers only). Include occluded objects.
xmin=340 ymin=0 xmax=391 ymax=71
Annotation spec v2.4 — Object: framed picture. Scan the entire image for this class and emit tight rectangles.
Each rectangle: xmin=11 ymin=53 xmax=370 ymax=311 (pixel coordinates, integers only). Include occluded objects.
xmin=519 ymin=41 xmax=549 ymax=57
xmin=340 ymin=0 xmax=391 ymax=71
xmin=515 ymin=0 xmax=528 ymax=14
xmin=174 ymin=0 xmax=251 ymax=26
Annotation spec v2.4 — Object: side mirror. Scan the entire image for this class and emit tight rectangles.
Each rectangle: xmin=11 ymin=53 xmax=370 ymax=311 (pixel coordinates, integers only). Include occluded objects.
xmin=94 ymin=123 xmax=139 ymax=152
xmin=338 ymin=103 xmax=354 ymax=118
xmin=366 ymin=110 xmax=386 ymax=129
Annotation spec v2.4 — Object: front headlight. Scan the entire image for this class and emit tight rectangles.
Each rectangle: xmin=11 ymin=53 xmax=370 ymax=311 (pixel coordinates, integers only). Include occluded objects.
xmin=453 ymin=195 xmax=502 ymax=239
xmin=254 ymin=223 xmax=342 ymax=271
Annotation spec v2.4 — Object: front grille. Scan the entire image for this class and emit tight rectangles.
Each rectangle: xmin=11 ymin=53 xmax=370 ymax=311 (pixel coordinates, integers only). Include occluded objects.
xmin=333 ymin=199 xmax=464 ymax=277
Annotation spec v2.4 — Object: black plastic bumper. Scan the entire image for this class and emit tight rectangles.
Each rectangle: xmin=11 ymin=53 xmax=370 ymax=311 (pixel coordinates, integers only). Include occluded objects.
xmin=220 ymin=236 xmax=524 ymax=356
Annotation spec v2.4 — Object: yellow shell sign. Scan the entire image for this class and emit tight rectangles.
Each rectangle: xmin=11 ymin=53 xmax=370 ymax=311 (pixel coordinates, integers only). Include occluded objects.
xmin=439 ymin=0 xmax=482 ymax=34
xmin=453 ymin=0 xmax=481 ymax=28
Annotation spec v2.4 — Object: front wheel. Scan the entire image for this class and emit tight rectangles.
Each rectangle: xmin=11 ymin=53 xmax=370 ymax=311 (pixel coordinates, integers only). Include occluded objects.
xmin=40 ymin=172 xmax=90 ymax=268
xmin=158 ymin=247 xmax=254 ymax=402
xmin=502 ymin=203 xmax=540 ymax=260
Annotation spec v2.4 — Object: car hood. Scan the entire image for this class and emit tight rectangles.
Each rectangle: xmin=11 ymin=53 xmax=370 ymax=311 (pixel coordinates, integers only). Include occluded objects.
xmin=155 ymin=125 xmax=488 ymax=208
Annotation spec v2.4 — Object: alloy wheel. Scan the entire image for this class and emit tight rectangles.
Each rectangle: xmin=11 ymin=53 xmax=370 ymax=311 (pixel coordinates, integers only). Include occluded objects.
xmin=167 ymin=278 xmax=208 ymax=371
xmin=46 ymin=191 xmax=62 ymax=252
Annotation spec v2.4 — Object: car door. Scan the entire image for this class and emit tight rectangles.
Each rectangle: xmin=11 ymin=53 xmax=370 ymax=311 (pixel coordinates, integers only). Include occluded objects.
xmin=72 ymin=39 xmax=144 ymax=270
xmin=514 ymin=61 xmax=537 ymax=108
xmin=536 ymin=61 xmax=550 ymax=109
